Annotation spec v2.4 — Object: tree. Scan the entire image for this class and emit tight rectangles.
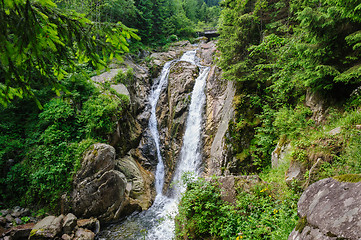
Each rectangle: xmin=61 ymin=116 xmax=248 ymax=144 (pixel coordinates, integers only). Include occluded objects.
xmin=0 ymin=0 xmax=139 ymax=106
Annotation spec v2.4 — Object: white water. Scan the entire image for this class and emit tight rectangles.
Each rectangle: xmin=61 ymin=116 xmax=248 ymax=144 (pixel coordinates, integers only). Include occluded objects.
xmin=149 ymin=60 xmax=174 ymax=194
xmin=98 ymin=50 xmax=209 ymax=240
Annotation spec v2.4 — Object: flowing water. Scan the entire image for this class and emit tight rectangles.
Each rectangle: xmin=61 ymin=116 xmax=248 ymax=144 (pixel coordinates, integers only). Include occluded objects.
xmin=98 ymin=50 xmax=210 ymax=240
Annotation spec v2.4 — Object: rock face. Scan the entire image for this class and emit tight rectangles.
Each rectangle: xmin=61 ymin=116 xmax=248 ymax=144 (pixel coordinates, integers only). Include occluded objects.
xmin=289 ymin=177 xmax=361 ymax=240
xmin=157 ymin=61 xmax=198 ymax=191
xmin=71 ymin=143 xmax=155 ymax=223
xmin=215 ymin=175 xmax=261 ymax=204
xmin=201 ymin=42 xmax=236 ymax=176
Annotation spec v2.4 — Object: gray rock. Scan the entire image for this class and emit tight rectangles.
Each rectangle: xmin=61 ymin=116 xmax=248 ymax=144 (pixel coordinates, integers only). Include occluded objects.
xmin=0 ymin=216 xmax=6 ymax=225
xmin=29 ymin=215 xmax=64 ymax=239
xmin=305 ymin=90 xmax=328 ymax=124
xmin=14 ymin=217 xmax=22 ymax=225
xmin=77 ymin=218 xmax=100 ymax=234
xmin=111 ymin=84 xmax=130 ymax=98
xmin=5 ymin=214 xmax=14 ymax=223
xmin=214 ymin=175 xmax=261 ymax=204
xmin=289 ymin=177 xmax=361 ymax=239
xmin=3 ymin=222 xmax=35 ymax=239
xmin=62 ymin=213 xmax=77 ymax=235
xmin=0 ymin=209 xmax=10 ymax=216
xmin=286 ymin=161 xmax=306 ymax=185
xmin=72 ymin=144 xmax=127 ymax=223
xmin=271 ymin=141 xmax=291 ymax=168
xmin=74 ymin=228 xmax=95 ymax=240
xmin=328 ymin=126 xmax=342 ymax=136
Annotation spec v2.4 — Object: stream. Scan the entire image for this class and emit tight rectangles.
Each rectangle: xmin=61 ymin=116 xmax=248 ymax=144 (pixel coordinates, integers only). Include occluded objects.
xmin=98 ymin=49 xmax=210 ymax=240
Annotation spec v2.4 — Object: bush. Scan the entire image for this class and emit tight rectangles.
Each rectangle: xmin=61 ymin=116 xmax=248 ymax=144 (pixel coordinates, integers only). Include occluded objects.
xmin=176 ymin=176 xmax=299 ymax=240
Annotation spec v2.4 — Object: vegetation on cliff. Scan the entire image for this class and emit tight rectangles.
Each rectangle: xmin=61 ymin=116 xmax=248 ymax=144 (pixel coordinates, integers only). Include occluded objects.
xmin=177 ymin=0 xmax=361 ymax=239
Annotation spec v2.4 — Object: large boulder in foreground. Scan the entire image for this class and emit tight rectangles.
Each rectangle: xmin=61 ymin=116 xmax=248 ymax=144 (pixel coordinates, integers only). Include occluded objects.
xmin=71 ymin=143 xmax=155 ymax=223
xmin=289 ymin=175 xmax=361 ymax=240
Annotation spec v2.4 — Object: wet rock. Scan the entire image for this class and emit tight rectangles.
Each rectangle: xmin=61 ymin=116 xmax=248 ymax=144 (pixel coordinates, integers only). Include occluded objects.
xmin=116 ymin=155 xmax=155 ymax=210
xmin=62 ymin=213 xmax=77 ymax=235
xmin=289 ymin=177 xmax=361 ymax=239
xmin=157 ymin=61 xmax=198 ymax=191
xmin=29 ymin=215 xmax=64 ymax=239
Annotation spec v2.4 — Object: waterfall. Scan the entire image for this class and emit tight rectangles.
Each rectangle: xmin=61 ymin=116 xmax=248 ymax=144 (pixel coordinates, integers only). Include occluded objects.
xmin=148 ymin=60 xmax=174 ymax=195
xmin=98 ymin=50 xmax=209 ymax=240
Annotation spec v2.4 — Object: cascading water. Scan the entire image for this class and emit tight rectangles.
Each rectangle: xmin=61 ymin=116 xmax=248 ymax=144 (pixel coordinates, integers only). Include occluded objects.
xmin=98 ymin=50 xmax=209 ymax=240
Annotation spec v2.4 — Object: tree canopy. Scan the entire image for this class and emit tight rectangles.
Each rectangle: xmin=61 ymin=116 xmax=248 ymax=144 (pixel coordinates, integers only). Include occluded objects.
xmin=0 ymin=0 xmax=139 ymax=106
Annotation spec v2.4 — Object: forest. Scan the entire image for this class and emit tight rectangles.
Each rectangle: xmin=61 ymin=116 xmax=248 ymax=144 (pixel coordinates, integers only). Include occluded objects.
xmin=1 ymin=0 xmax=361 ymax=239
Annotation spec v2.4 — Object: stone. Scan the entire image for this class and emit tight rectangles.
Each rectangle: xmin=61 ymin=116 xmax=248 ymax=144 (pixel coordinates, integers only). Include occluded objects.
xmin=74 ymin=228 xmax=95 ymax=240
xmin=271 ymin=140 xmax=291 ymax=168
xmin=305 ymin=90 xmax=329 ymax=124
xmin=211 ymin=175 xmax=261 ymax=204
xmin=72 ymin=169 xmax=127 ymax=222
xmin=285 ymin=161 xmax=306 ymax=186
xmin=62 ymin=234 xmax=73 ymax=240
xmin=3 ymin=222 xmax=35 ymax=239
xmin=77 ymin=218 xmax=100 ymax=234
xmin=0 ymin=216 xmax=6 ymax=226
xmin=328 ymin=126 xmax=342 ymax=136
xmin=288 ymin=177 xmax=361 ymax=239
xmin=5 ymin=214 xmax=14 ymax=223
xmin=0 ymin=209 xmax=10 ymax=216
xmin=110 ymin=84 xmax=130 ymax=98
xmin=14 ymin=217 xmax=22 ymax=225
xmin=62 ymin=213 xmax=77 ymax=235
xmin=116 ymin=155 xmax=155 ymax=210
xmin=29 ymin=215 xmax=64 ymax=239
xmin=355 ymin=125 xmax=361 ymax=130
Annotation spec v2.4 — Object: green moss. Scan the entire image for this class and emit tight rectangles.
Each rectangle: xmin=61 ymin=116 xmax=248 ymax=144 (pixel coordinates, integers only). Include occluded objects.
xmin=333 ymin=174 xmax=361 ymax=183
xmin=295 ymin=216 xmax=307 ymax=233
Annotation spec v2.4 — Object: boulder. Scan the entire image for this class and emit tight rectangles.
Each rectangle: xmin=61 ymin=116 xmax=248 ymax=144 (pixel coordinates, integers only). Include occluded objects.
xmin=286 ymin=160 xmax=306 ymax=186
xmin=72 ymin=144 xmax=127 ymax=222
xmin=77 ymin=218 xmax=100 ymax=234
xmin=215 ymin=175 xmax=261 ymax=204
xmin=74 ymin=228 xmax=95 ymax=240
xmin=289 ymin=176 xmax=361 ymax=240
xmin=305 ymin=90 xmax=328 ymax=124
xmin=72 ymin=143 xmax=155 ymax=223
xmin=116 ymin=155 xmax=155 ymax=210
xmin=62 ymin=213 xmax=77 ymax=235
xmin=29 ymin=215 xmax=64 ymax=239
xmin=2 ymin=222 xmax=35 ymax=240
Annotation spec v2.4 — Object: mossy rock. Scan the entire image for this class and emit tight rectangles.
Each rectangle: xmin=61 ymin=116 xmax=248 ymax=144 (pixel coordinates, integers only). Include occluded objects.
xmin=295 ymin=216 xmax=308 ymax=233
xmin=333 ymin=174 xmax=361 ymax=183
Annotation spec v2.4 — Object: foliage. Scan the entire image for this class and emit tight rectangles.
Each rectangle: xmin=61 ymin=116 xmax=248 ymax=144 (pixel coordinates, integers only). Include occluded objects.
xmin=0 ymin=74 xmax=128 ymax=209
xmin=0 ymin=0 xmax=139 ymax=106
xmin=218 ymin=0 xmax=361 ymax=171
xmin=176 ymin=176 xmax=299 ymax=239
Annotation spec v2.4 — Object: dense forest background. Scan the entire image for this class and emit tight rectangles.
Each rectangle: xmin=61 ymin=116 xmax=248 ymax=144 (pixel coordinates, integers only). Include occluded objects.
xmin=2 ymin=0 xmax=361 ymax=238
xmin=56 ymin=0 xmax=221 ymax=46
